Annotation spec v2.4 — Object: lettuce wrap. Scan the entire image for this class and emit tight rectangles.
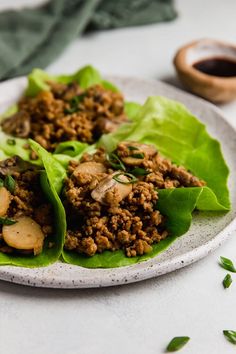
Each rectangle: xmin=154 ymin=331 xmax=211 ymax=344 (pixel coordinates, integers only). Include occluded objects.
xmin=29 ymin=95 xmax=230 ymax=268
xmin=0 ymin=156 xmax=66 ymax=268
xmin=0 ymin=65 xmax=119 ymax=161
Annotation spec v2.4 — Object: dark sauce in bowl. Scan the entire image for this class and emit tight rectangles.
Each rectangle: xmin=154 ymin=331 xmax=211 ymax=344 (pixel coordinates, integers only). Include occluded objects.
xmin=193 ymin=58 xmax=236 ymax=77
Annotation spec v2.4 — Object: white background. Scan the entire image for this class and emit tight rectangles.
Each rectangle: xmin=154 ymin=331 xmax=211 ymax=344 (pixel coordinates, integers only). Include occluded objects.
xmin=0 ymin=1 xmax=236 ymax=353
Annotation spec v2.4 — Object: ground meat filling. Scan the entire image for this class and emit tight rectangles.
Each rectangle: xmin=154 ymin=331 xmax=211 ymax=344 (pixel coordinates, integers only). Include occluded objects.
xmin=0 ymin=157 xmax=53 ymax=255
xmin=63 ymin=141 xmax=205 ymax=257
xmin=1 ymin=82 xmax=128 ymax=151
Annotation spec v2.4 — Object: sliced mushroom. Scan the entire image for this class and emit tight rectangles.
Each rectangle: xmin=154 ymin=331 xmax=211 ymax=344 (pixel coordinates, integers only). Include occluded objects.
xmin=119 ymin=141 xmax=157 ymax=166
xmin=73 ymin=162 xmax=107 ymax=176
xmin=2 ymin=216 xmax=45 ymax=255
xmin=120 ymin=141 xmax=157 ymax=155
xmin=94 ymin=118 xmax=124 ymax=136
xmin=0 ymin=156 xmax=40 ymax=176
xmin=1 ymin=111 xmax=31 ymax=138
xmin=0 ymin=187 xmax=11 ymax=217
xmin=91 ymin=172 xmax=132 ymax=205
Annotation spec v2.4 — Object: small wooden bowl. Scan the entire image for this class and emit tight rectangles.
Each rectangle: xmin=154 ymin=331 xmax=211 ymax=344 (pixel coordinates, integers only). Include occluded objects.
xmin=173 ymin=39 xmax=236 ymax=103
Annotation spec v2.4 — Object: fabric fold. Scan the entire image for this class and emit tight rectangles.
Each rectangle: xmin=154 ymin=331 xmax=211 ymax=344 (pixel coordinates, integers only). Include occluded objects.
xmin=0 ymin=0 xmax=176 ymax=80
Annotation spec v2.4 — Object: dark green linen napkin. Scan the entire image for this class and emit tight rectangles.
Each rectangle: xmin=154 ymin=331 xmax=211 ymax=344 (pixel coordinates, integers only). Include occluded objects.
xmin=0 ymin=0 xmax=177 ymax=80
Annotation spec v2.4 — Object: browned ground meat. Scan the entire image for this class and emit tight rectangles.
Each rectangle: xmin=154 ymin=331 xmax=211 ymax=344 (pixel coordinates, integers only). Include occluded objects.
xmin=0 ymin=157 xmax=53 ymax=254
xmin=1 ymin=82 xmax=128 ymax=151
xmin=63 ymin=141 xmax=205 ymax=257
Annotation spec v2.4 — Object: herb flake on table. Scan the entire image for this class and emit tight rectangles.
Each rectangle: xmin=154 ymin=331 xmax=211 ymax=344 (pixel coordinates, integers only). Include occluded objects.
xmin=223 ymin=330 xmax=236 ymax=345
xmin=166 ymin=336 xmax=190 ymax=352
xmin=223 ymin=274 xmax=232 ymax=288
xmin=220 ymin=256 xmax=236 ymax=272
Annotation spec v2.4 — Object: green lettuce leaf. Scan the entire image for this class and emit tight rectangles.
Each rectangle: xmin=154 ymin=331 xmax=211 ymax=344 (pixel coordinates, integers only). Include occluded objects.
xmin=53 ymin=142 xmax=97 ymax=168
xmin=1 ymin=104 xmax=18 ymax=119
xmin=25 ymin=68 xmax=53 ymax=97
xmin=101 ymin=80 xmax=119 ymax=93
xmin=54 ymin=141 xmax=88 ymax=157
xmin=0 ymin=104 xmax=34 ymax=161
xmin=99 ymin=96 xmax=230 ymax=211
xmin=25 ymin=65 xmax=119 ymax=97
xmin=125 ymin=101 xmax=142 ymax=121
xmin=62 ymin=237 xmax=177 ymax=268
xmin=0 ymin=132 xmax=40 ymax=164
xmin=157 ymin=187 xmax=203 ymax=236
xmin=29 ymin=140 xmax=66 ymax=195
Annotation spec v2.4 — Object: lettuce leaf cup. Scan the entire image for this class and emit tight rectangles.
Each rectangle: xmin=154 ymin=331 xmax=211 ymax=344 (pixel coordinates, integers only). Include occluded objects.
xmin=0 ymin=153 xmax=65 ymax=267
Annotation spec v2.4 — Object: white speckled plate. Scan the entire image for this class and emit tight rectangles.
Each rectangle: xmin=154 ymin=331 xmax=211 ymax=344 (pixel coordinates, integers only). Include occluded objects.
xmin=0 ymin=76 xmax=235 ymax=288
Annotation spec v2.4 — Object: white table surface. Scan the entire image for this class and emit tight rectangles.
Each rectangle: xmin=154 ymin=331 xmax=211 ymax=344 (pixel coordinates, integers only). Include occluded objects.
xmin=1 ymin=0 xmax=236 ymax=353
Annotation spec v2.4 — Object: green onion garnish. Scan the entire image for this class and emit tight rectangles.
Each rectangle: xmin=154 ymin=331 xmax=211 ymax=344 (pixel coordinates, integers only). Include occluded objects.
xmin=64 ymin=107 xmax=77 ymax=114
xmin=113 ymin=172 xmax=137 ymax=184
xmin=71 ymin=95 xmax=85 ymax=105
xmin=127 ymin=146 xmax=139 ymax=151
xmin=131 ymin=153 xmax=144 ymax=159
xmin=7 ymin=138 xmax=16 ymax=146
xmin=220 ymin=256 xmax=236 ymax=273
xmin=107 ymin=153 xmax=126 ymax=171
xmin=130 ymin=167 xmax=150 ymax=176
xmin=64 ymin=93 xmax=86 ymax=114
xmin=0 ymin=178 xmax=4 ymax=187
xmin=0 ymin=217 xmax=17 ymax=225
xmin=166 ymin=336 xmax=190 ymax=352
xmin=223 ymin=330 xmax=236 ymax=345
xmin=4 ymin=175 xmax=16 ymax=193
xmin=223 ymin=274 xmax=232 ymax=288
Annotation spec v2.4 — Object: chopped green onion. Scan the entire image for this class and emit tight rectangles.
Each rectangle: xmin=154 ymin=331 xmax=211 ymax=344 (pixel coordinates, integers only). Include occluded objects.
xmin=127 ymin=146 xmax=139 ymax=151
xmin=130 ymin=167 xmax=150 ymax=176
xmin=131 ymin=153 xmax=144 ymax=159
xmin=7 ymin=138 xmax=16 ymax=146
xmin=223 ymin=274 xmax=232 ymax=288
xmin=220 ymin=256 xmax=236 ymax=273
xmin=71 ymin=95 xmax=85 ymax=105
xmin=0 ymin=217 xmax=17 ymax=225
xmin=113 ymin=172 xmax=137 ymax=184
xmin=4 ymin=175 xmax=15 ymax=193
xmin=223 ymin=330 xmax=236 ymax=345
xmin=64 ymin=108 xmax=75 ymax=114
xmin=0 ymin=178 xmax=4 ymax=187
xmin=64 ymin=93 xmax=86 ymax=114
xmin=166 ymin=337 xmax=190 ymax=352
xmin=64 ymin=106 xmax=79 ymax=114
xmin=107 ymin=153 xmax=126 ymax=171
